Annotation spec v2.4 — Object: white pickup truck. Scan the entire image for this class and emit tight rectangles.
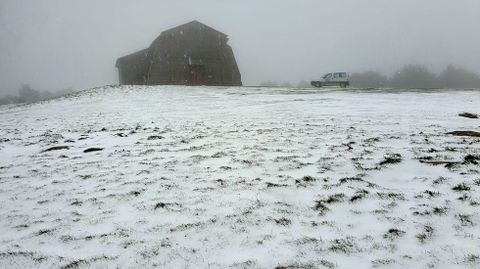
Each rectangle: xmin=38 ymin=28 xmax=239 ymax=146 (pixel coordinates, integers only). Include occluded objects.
xmin=311 ymin=72 xmax=350 ymax=88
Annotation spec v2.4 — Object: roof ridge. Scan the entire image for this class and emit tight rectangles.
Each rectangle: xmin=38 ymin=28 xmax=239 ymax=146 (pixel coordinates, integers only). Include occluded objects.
xmin=161 ymin=20 xmax=227 ymax=37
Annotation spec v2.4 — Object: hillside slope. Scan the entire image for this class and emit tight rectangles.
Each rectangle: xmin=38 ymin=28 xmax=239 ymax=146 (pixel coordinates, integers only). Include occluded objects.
xmin=0 ymin=86 xmax=479 ymax=268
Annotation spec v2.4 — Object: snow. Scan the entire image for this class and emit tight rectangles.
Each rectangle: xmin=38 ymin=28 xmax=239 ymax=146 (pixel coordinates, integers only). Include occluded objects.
xmin=0 ymin=86 xmax=479 ymax=268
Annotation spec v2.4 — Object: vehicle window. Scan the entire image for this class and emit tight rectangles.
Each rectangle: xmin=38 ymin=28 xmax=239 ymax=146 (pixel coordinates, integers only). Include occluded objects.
xmin=334 ymin=73 xmax=340 ymax=78
xmin=323 ymin=73 xmax=332 ymax=79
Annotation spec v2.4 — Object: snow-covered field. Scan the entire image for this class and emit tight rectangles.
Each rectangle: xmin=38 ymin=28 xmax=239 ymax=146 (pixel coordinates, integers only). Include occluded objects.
xmin=0 ymin=86 xmax=479 ymax=269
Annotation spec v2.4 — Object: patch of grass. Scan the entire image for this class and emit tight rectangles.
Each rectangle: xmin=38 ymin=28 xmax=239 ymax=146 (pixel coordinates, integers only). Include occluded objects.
xmin=339 ymin=177 xmax=364 ymax=184
xmin=266 ymin=182 xmax=289 ymax=188
xmin=319 ymin=260 xmax=336 ymax=269
xmin=36 ymin=229 xmax=55 ymax=236
xmin=463 ymin=254 xmax=480 ymax=265
xmin=41 ymin=145 xmax=69 ymax=152
xmin=295 ymin=176 xmax=316 ymax=186
xmin=273 ymin=155 xmax=299 ymax=162
xmin=417 ymin=156 xmax=433 ymax=161
xmin=458 ymin=112 xmax=479 ymax=119
xmin=432 ymin=177 xmax=447 ymax=185
xmin=169 ymin=221 xmax=203 ymax=232
xmin=128 ymin=190 xmax=142 ymax=197
xmin=154 ymin=202 xmax=166 ymax=210
xmin=211 ymin=151 xmax=227 ymax=158
xmin=294 ymin=237 xmax=320 ymax=245
xmin=383 ymin=228 xmax=406 ymax=239
xmin=231 ymin=260 xmax=256 ymax=268
xmin=457 ymin=193 xmax=471 ymax=202
xmin=452 ymin=183 xmax=471 ymax=192
xmin=464 ymin=154 xmax=480 ymax=164
xmin=273 ymin=217 xmax=291 ymax=226
xmin=416 ymin=225 xmax=434 ymax=243
xmin=371 ymin=258 xmax=396 ymax=268
xmin=313 ymin=201 xmax=329 ymax=216
xmin=83 ymin=147 xmax=103 ymax=153
xmin=372 ymin=209 xmax=389 ymax=215
xmin=446 ymin=130 xmax=480 ymax=137
xmin=219 ymin=165 xmax=232 ymax=170
xmin=377 ymin=192 xmax=405 ymax=200
xmin=314 ymin=193 xmax=346 ymax=215
xmin=323 ymin=193 xmax=346 ymax=204
xmin=60 ymin=235 xmax=74 ymax=242
xmin=350 ymin=189 xmax=369 ymax=202
xmin=423 ymin=190 xmax=441 ymax=197
xmin=274 ymin=263 xmax=317 ymax=269
xmin=432 ymin=207 xmax=448 ymax=215
xmin=329 ymin=237 xmax=358 ymax=254
xmin=147 ymin=135 xmax=164 ymax=140
xmin=70 ymin=200 xmax=83 ymax=206
xmin=378 ymin=153 xmax=402 ymax=166
xmin=61 ymin=255 xmax=116 ymax=269
xmin=349 ymin=194 xmax=363 ymax=202
xmin=412 ymin=205 xmax=448 ymax=216
xmin=457 ymin=214 xmax=474 ymax=226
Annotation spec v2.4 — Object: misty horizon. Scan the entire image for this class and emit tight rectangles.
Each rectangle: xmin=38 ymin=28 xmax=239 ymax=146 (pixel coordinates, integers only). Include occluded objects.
xmin=1 ymin=2 xmax=480 ymax=267
xmin=1 ymin=0 xmax=480 ymax=95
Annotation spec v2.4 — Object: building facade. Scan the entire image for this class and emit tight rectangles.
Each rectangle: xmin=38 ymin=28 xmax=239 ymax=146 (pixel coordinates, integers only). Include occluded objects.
xmin=116 ymin=21 xmax=242 ymax=86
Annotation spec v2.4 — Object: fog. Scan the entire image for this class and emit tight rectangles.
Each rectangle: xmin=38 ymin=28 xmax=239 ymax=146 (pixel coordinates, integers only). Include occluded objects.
xmin=1 ymin=0 xmax=480 ymax=95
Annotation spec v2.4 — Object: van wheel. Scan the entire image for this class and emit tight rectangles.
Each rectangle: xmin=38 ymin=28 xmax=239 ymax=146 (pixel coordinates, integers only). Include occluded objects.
xmin=340 ymin=83 xmax=346 ymax=88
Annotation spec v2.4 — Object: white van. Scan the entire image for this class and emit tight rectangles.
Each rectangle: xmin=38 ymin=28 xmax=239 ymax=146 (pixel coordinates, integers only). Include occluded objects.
xmin=311 ymin=72 xmax=350 ymax=88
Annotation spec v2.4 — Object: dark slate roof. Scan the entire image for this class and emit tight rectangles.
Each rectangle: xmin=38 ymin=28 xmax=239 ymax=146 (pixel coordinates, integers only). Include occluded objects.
xmin=161 ymin=20 xmax=227 ymax=37
xmin=115 ymin=48 xmax=150 ymax=67
xmin=116 ymin=21 xmax=228 ymax=68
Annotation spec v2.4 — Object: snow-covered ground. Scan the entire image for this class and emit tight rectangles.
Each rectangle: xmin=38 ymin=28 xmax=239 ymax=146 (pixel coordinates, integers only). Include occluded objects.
xmin=0 ymin=86 xmax=479 ymax=269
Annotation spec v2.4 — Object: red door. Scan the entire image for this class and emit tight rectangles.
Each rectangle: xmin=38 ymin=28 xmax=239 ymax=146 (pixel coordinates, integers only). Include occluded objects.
xmin=189 ymin=66 xmax=205 ymax=85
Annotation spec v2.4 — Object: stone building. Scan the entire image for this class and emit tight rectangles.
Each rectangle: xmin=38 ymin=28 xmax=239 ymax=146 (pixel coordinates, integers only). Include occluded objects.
xmin=116 ymin=21 xmax=242 ymax=86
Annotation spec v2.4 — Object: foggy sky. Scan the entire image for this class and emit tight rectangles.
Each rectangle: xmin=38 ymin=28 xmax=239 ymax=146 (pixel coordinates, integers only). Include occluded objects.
xmin=1 ymin=0 xmax=480 ymax=95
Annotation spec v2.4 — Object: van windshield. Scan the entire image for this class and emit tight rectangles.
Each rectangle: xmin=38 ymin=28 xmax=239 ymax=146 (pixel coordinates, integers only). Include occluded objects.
xmin=323 ymin=73 xmax=332 ymax=79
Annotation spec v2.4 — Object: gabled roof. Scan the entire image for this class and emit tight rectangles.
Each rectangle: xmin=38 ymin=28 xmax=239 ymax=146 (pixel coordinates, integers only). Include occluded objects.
xmin=116 ymin=48 xmax=150 ymax=67
xmin=116 ymin=21 xmax=229 ymax=68
xmin=161 ymin=20 xmax=227 ymax=37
